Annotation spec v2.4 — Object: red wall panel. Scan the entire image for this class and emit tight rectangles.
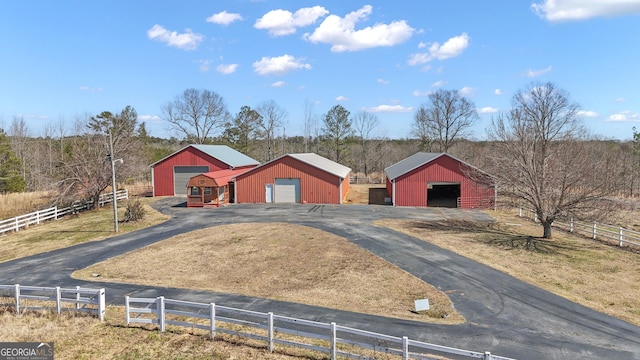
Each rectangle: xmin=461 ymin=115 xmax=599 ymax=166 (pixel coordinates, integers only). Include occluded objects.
xmin=235 ymin=156 xmax=347 ymax=204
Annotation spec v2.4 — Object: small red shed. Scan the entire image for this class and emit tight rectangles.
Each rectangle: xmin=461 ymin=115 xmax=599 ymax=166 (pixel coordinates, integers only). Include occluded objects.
xmin=150 ymin=144 xmax=259 ymax=196
xmin=234 ymin=153 xmax=351 ymax=204
xmin=186 ymin=168 xmax=247 ymax=207
xmin=384 ymin=152 xmax=495 ymax=208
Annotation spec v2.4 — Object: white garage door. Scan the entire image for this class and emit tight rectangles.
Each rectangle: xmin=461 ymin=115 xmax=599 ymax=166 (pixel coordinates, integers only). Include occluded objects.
xmin=275 ymin=178 xmax=300 ymax=203
xmin=174 ymin=166 xmax=209 ymax=195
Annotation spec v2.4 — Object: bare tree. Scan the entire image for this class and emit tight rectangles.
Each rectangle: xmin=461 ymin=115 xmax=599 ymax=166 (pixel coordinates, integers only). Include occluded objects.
xmin=411 ymin=89 xmax=478 ymax=153
xmin=303 ymin=100 xmax=318 ymax=153
xmin=322 ymin=105 xmax=353 ymax=163
xmin=257 ymin=100 xmax=287 ymax=161
xmin=8 ymin=116 xmax=31 ymax=188
xmin=352 ymin=111 xmax=379 ymax=177
xmin=487 ymin=82 xmax=611 ymax=239
xmin=162 ymin=88 xmax=229 ymax=144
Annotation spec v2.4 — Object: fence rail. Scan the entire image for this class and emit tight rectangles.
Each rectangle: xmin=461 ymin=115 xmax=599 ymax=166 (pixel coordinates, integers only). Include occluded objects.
xmin=518 ymin=208 xmax=640 ymax=249
xmin=125 ymin=296 xmax=514 ymax=360
xmin=0 ymin=284 xmax=105 ymax=321
xmin=0 ymin=190 xmax=128 ymax=235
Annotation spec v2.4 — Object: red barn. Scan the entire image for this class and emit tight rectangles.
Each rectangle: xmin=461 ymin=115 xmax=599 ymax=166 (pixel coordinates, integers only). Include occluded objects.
xmin=150 ymin=144 xmax=259 ymax=196
xmin=234 ymin=153 xmax=351 ymax=204
xmin=384 ymin=152 xmax=495 ymax=209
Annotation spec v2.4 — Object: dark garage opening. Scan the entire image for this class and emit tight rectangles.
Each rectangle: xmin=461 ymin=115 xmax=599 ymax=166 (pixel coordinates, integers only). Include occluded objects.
xmin=427 ymin=183 xmax=460 ymax=208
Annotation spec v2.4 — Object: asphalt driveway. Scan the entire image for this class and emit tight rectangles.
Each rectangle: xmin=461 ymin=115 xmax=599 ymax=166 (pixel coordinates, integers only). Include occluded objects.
xmin=0 ymin=199 xmax=638 ymax=359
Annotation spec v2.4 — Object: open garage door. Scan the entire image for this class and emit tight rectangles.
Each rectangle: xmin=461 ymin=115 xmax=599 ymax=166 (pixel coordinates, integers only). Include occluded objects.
xmin=174 ymin=166 xmax=209 ymax=195
xmin=275 ymin=178 xmax=300 ymax=203
xmin=427 ymin=182 xmax=460 ymax=208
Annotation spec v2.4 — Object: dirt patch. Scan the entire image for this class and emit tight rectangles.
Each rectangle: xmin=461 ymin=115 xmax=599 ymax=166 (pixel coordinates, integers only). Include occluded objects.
xmin=74 ymin=222 xmax=463 ymax=324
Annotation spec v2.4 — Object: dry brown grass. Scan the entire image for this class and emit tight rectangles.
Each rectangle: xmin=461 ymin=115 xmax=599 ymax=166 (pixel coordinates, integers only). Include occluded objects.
xmin=345 ymin=184 xmax=387 ymax=204
xmin=0 ymin=198 xmax=169 ymax=263
xmin=74 ymin=222 xmax=463 ymax=324
xmin=0 ymin=191 xmax=53 ymax=219
xmin=376 ymin=209 xmax=640 ymax=326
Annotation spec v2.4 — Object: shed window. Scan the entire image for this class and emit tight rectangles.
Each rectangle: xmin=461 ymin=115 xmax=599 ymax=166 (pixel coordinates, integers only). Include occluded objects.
xmin=218 ymin=186 xmax=225 ymax=201
xmin=190 ymin=187 xmax=200 ymax=195
xmin=204 ymin=187 xmax=212 ymax=195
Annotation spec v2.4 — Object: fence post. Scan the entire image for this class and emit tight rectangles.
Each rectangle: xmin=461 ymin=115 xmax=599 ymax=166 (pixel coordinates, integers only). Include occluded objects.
xmin=268 ymin=312 xmax=274 ymax=353
xmin=209 ymin=303 xmax=216 ymax=340
xmin=15 ymin=217 xmax=19 ymax=232
xmin=519 ymin=207 xmax=522 ymax=217
xmin=619 ymin=227 xmax=623 ymax=247
xmin=570 ymin=218 xmax=574 ymax=233
xmin=56 ymin=286 xmax=62 ymax=314
xmin=54 ymin=206 xmax=58 ymax=220
xmin=483 ymin=351 xmax=492 ymax=360
xmin=593 ymin=223 xmax=597 ymax=240
xmin=75 ymin=286 xmax=81 ymax=311
xmin=14 ymin=284 xmax=20 ymax=313
xmin=125 ymin=296 xmax=131 ymax=325
xmin=36 ymin=210 xmax=41 ymax=225
xmin=330 ymin=322 xmax=337 ymax=360
xmin=157 ymin=296 xmax=165 ymax=332
xmin=402 ymin=336 xmax=409 ymax=360
xmin=98 ymin=288 xmax=105 ymax=322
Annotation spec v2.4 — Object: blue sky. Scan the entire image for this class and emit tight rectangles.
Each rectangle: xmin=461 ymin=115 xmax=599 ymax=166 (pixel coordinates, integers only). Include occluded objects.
xmin=1 ymin=0 xmax=639 ymax=140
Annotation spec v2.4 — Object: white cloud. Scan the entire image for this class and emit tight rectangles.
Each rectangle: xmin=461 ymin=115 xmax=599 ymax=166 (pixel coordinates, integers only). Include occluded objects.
xmin=147 ymin=24 xmax=204 ymax=50
xmin=459 ymin=86 xmax=477 ymax=96
xmin=364 ymin=105 xmax=413 ymax=113
xmin=336 ymin=95 xmax=349 ymax=101
xmin=525 ymin=65 xmax=553 ymax=77
xmin=615 ymin=97 xmax=626 ymax=103
xmin=138 ymin=115 xmax=161 ymax=122
xmin=408 ymin=33 xmax=470 ymax=65
xmin=216 ymin=64 xmax=238 ymax=74
xmin=198 ymin=60 xmax=211 ymax=72
xmin=80 ymin=86 xmax=103 ymax=92
xmin=477 ymin=107 xmax=499 ymax=114
xmin=577 ymin=110 xmax=599 ymax=117
xmin=207 ymin=11 xmax=243 ymax=26
xmin=304 ymin=5 xmax=414 ymax=52
xmin=494 ymin=88 xmax=503 ymax=95
xmin=417 ymin=42 xmax=427 ymax=49
xmin=412 ymin=90 xmax=432 ymax=97
xmin=432 ymin=80 xmax=446 ymax=87
xmin=255 ymin=6 xmax=328 ymax=36
xmin=271 ymin=81 xmax=286 ymax=87
xmin=252 ymin=54 xmax=311 ymax=76
xmin=377 ymin=78 xmax=389 ymax=85
xmin=531 ymin=0 xmax=640 ymax=22
xmin=607 ymin=111 xmax=640 ymax=122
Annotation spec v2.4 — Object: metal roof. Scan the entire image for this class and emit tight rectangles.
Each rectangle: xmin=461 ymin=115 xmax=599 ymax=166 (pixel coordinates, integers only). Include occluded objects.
xmin=288 ymin=153 xmax=351 ymax=178
xmin=384 ymin=152 xmax=445 ymax=180
xmin=150 ymin=144 xmax=259 ymax=168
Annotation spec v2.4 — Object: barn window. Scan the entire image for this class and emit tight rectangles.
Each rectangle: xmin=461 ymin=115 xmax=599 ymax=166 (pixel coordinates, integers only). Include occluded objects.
xmin=190 ymin=187 xmax=200 ymax=195
xmin=218 ymin=186 xmax=225 ymax=201
xmin=204 ymin=187 xmax=212 ymax=195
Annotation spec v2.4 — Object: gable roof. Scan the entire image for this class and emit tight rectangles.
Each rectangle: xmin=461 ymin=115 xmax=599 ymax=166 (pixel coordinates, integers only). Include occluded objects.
xmin=236 ymin=153 xmax=351 ymax=179
xmin=190 ymin=168 xmax=249 ymax=187
xmin=150 ymin=144 xmax=259 ymax=168
xmin=384 ymin=152 xmax=444 ymax=180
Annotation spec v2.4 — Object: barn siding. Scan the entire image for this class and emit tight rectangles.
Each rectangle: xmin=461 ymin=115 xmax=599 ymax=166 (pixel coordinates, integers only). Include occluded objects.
xmin=393 ymin=155 xmax=494 ymax=208
xmin=153 ymin=147 xmax=254 ymax=196
xmin=236 ymin=156 xmax=345 ymax=204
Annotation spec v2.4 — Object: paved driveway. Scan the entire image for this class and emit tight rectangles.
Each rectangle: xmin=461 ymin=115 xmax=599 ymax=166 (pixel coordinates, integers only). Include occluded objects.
xmin=0 ymin=199 xmax=638 ymax=359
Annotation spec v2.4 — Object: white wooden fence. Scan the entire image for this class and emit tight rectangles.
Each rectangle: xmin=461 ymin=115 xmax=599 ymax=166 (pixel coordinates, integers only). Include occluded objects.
xmin=518 ymin=208 xmax=640 ymax=249
xmin=0 ymin=284 xmax=105 ymax=321
xmin=0 ymin=190 xmax=128 ymax=235
xmin=125 ymin=296 xmax=514 ymax=360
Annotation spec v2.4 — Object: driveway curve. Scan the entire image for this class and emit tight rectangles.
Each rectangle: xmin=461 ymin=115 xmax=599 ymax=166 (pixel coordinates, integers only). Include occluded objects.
xmin=0 ymin=198 xmax=638 ymax=359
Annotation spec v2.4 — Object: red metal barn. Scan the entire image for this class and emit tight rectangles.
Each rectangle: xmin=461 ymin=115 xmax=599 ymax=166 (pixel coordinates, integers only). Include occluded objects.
xmin=234 ymin=153 xmax=351 ymax=204
xmin=384 ymin=152 xmax=495 ymax=209
xmin=150 ymin=145 xmax=259 ymax=196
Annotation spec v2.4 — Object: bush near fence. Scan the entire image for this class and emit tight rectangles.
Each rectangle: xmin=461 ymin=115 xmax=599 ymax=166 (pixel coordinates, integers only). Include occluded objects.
xmin=125 ymin=295 xmax=514 ymax=360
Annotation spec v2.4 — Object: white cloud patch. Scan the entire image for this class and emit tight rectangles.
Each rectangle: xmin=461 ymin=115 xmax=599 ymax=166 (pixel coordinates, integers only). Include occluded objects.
xmin=80 ymin=86 xmax=103 ymax=92
xmin=615 ymin=97 xmax=626 ymax=103
xmin=364 ymin=105 xmax=413 ymax=113
xmin=459 ymin=86 xmax=477 ymax=97
xmin=432 ymin=80 xmax=446 ymax=87
xmin=377 ymin=78 xmax=390 ymax=85
xmin=271 ymin=81 xmax=286 ymax=87
xmin=607 ymin=111 xmax=640 ymax=122
xmin=138 ymin=115 xmax=162 ymax=122
xmin=216 ymin=63 xmax=238 ymax=74
xmin=336 ymin=95 xmax=349 ymax=101
xmin=417 ymin=41 xmax=427 ymax=49
xmin=255 ymin=6 xmax=328 ymax=36
xmin=477 ymin=107 xmax=499 ymax=114
xmin=207 ymin=11 xmax=243 ymax=26
xmin=147 ymin=24 xmax=204 ymax=50
xmin=252 ymin=54 xmax=311 ymax=76
xmin=577 ymin=110 xmax=599 ymax=117
xmin=408 ymin=33 xmax=470 ymax=66
xmin=531 ymin=0 xmax=640 ymax=22
xmin=525 ymin=65 xmax=553 ymax=77
xmin=304 ymin=5 xmax=414 ymax=52
xmin=412 ymin=89 xmax=432 ymax=97
xmin=494 ymin=88 xmax=503 ymax=95
xmin=198 ymin=60 xmax=211 ymax=72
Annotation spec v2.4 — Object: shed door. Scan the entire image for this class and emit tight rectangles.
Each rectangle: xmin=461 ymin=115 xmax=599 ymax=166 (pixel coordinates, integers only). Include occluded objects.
xmin=174 ymin=166 xmax=209 ymax=195
xmin=275 ymin=178 xmax=300 ymax=203
xmin=265 ymin=184 xmax=274 ymax=203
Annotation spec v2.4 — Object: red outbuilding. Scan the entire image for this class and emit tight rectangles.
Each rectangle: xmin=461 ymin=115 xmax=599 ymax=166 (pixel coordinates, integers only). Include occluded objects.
xmin=150 ymin=144 xmax=259 ymax=196
xmin=234 ymin=153 xmax=351 ymax=204
xmin=185 ymin=168 xmax=247 ymax=207
xmin=384 ymin=152 xmax=495 ymax=209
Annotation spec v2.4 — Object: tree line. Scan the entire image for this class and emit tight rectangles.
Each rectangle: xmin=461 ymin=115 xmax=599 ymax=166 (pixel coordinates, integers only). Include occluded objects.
xmin=1 ymin=82 xmax=639 ymax=238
